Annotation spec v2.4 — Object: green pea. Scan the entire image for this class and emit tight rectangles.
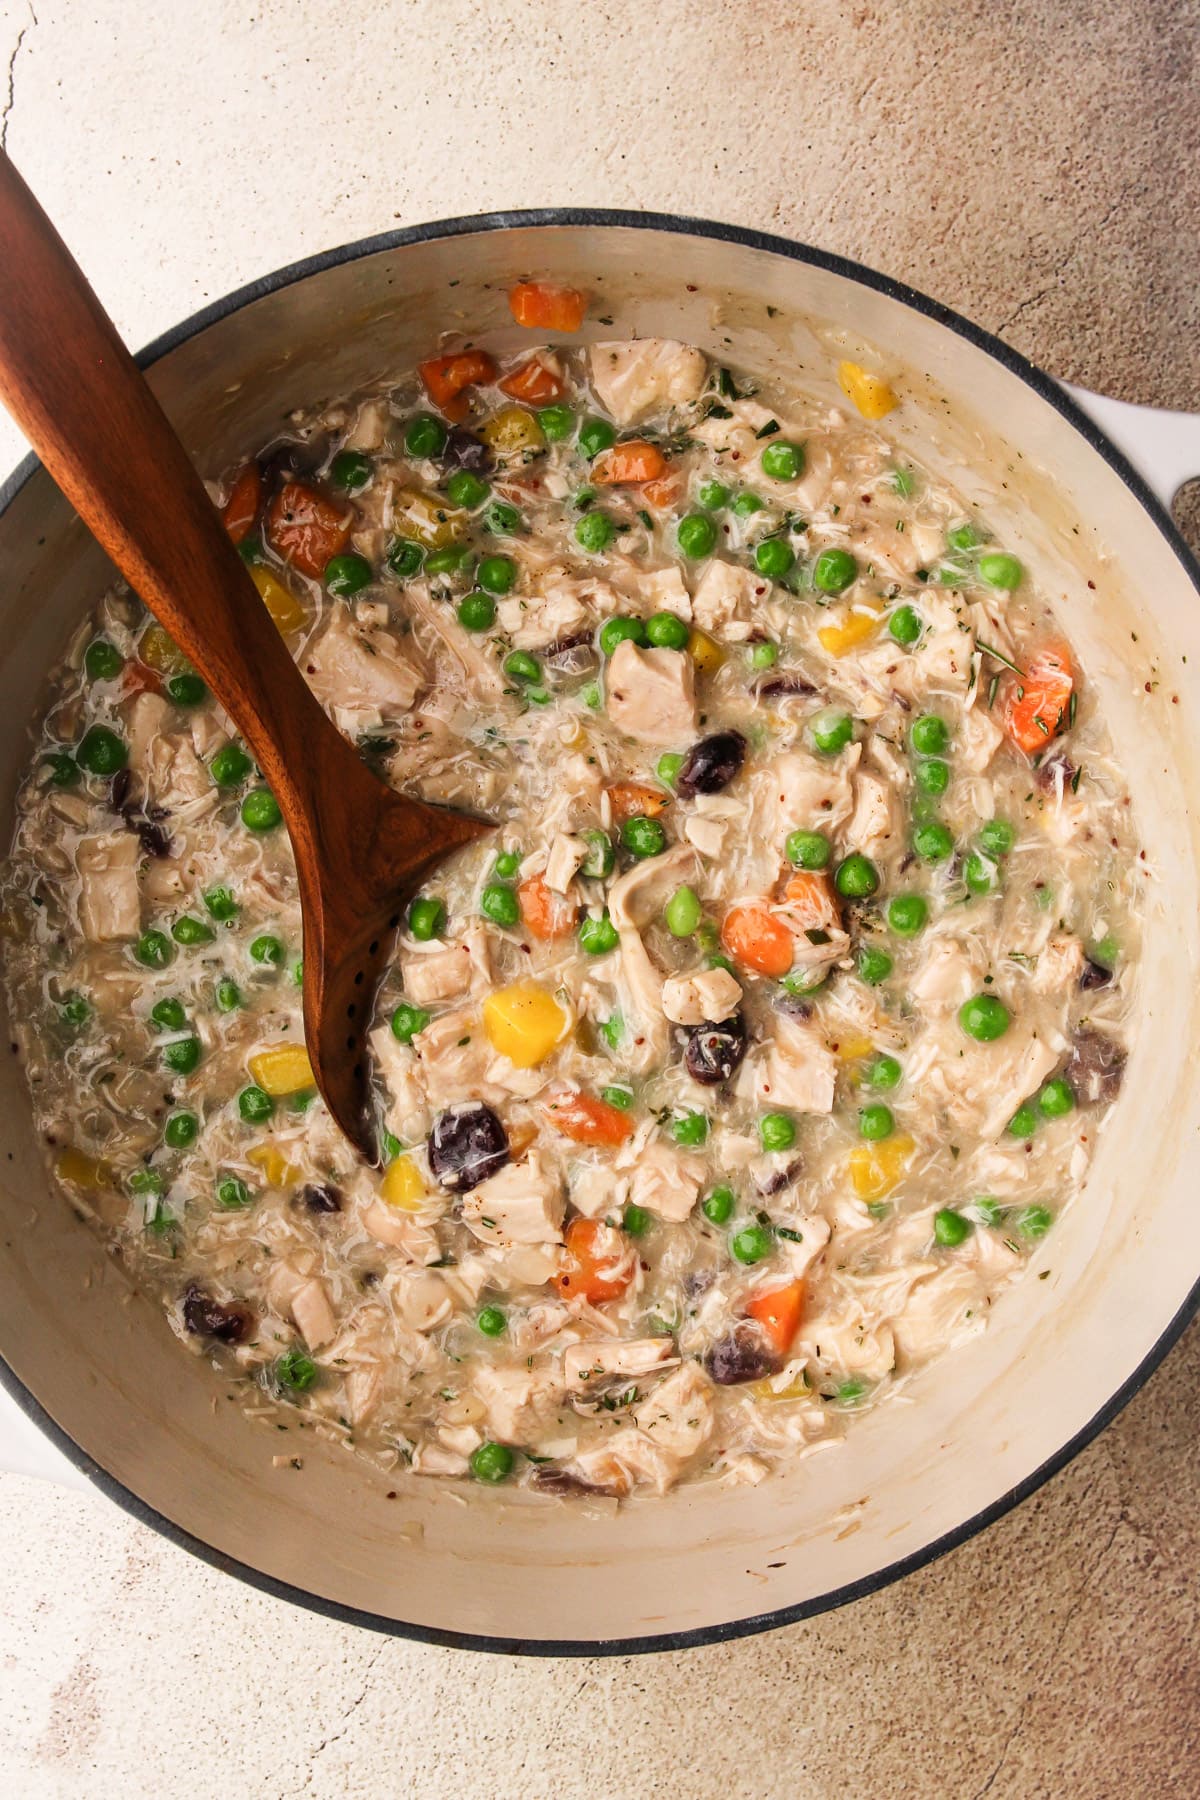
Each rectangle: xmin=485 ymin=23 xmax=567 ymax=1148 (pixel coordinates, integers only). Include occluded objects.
xmin=391 ymin=1002 xmax=430 ymax=1044
xmin=1016 ymin=1204 xmax=1053 ymax=1239
xmin=250 ymin=933 xmax=285 ymax=966
xmin=887 ymin=894 xmax=928 ymax=937
xmin=600 ymin=1013 xmax=624 ymax=1049
xmin=477 ymin=1305 xmax=507 ymax=1337
xmin=215 ymin=978 xmax=242 ymax=1013
xmin=578 ymin=910 xmax=619 ymax=955
xmin=1088 ymin=934 xmax=1118 ymax=971
xmin=809 ymin=708 xmax=854 ymax=756
xmin=978 ymin=551 xmax=1023 ymax=589
xmin=731 ymin=1224 xmax=774 ymax=1264
xmin=835 ymin=853 xmax=879 ymax=899
xmin=135 ymin=929 xmax=173 ymax=970
xmin=890 ymin=467 xmax=916 ymax=497
xmin=485 ymin=500 xmax=523 ymax=536
xmin=167 ymin=673 xmax=206 ymax=707
xmin=915 ymin=757 xmax=949 ymax=797
xmin=732 ymin=492 xmax=764 ymax=517
xmin=504 ymin=650 xmax=541 ymax=684
xmin=237 ymin=535 xmax=262 ymax=565
xmin=241 ymin=788 xmax=282 ymax=832
xmin=656 ymin=751 xmax=684 ymax=788
xmin=979 ymin=818 xmax=1015 ymax=857
xmin=964 ymin=852 xmax=998 ymax=896
xmin=150 ymin=997 xmax=186 ymax=1032
xmin=128 ymin=1167 xmax=166 ymax=1197
xmin=210 ymin=742 xmax=252 ymax=787
xmin=702 ymin=1185 xmax=736 ymax=1225
xmin=494 ymin=849 xmax=522 ymax=878
xmin=172 ymin=915 xmax=214 ymax=947
xmin=755 ymin=537 xmax=795 ymax=578
xmin=238 ymin=1084 xmax=274 ymax=1124
xmin=598 ymin=615 xmax=648 ymax=657
xmin=425 ymin=545 xmax=474 ymax=578
xmin=1038 ymin=1077 xmax=1075 ymax=1118
xmin=59 ymin=992 xmax=91 ymax=1029
xmin=520 ymin=407 xmax=567 ymax=450
xmin=866 ymin=1054 xmax=902 ymax=1091
xmin=676 ymin=512 xmax=717 ymax=559
xmin=672 ymin=1110 xmax=708 ymax=1147
xmin=857 ymin=946 xmax=893 ymax=985
xmin=479 ymin=555 xmax=516 ymax=595
xmin=578 ymin=417 xmax=616 ymax=460
xmin=164 ymin=1111 xmax=198 ymax=1150
xmin=665 ymin=885 xmax=702 ymax=937
xmin=622 ymin=1203 xmax=651 ymax=1237
xmin=910 ymin=714 xmax=950 ymax=755
xmin=785 ymin=829 xmax=830 ymax=871
xmin=748 ymin=641 xmax=778 ymax=668
xmin=445 ymin=470 xmax=490 ymax=509
xmin=470 ymin=1441 xmax=514 ymax=1483
xmin=888 ymin=604 xmax=922 ymax=646
xmin=203 ymin=885 xmax=239 ymax=922
xmin=84 ymin=638 xmax=124 ymax=681
xmin=457 ymin=591 xmax=496 ymax=632
xmin=408 ymin=896 xmax=446 ymax=940
xmin=42 ymin=751 xmax=79 ymax=788
xmin=837 ymin=1378 xmax=868 ymax=1405
xmin=934 ymin=1208 xmax=973 ymax=1247
xmin=958 ymin=993 xmax=1011 ymax=1041
xmin=813 ymin=548 xmax=858 ymax=594
xmin=974 ymin=1197 xmax=1005 ymax=1227
xmin=75 ymin=725 xmax=127 ymax=777
xmin=581 ymin=829 xmax=614 ymax=879
xmin=758 ymin=1111 xmax=796 ymax=1153
xmin=859 ymin=1104 xmax=894 ymax=1141
xmin=601 ymin=1084 xmax=633 ymax=1111
xmin=325 ymin=552 xmax=373 ymax=596
xmin=481 ymin=882 xmax=520 ymax=927
xmin=276 ymin=1349 xmax=318 ymax=1392
xmin=216 ymin=1175 xmax=252 ymax=1210
xmin=330 ymin=449 xmax=372 ymax=492
xmin=946 ymin=521 xmax=982 ymax=553
xmin=576 ymin=511 xmax=617 ymax=554
xmin=645 ymin=611 xmax=690 ymax=650
xmin=698 ymin=480 xmax=731 ymax=510
xmin=1008 ymin=1103 xmax=1039 ymax=1139
xmin=163 ymin=1036 xmax=201 ymax=1075
xmin=913 ymin=822 xmax=954 ymax=862
xmin=405 ymin=414 xmax=448 ymax=458
xmin=621 ymin=815 xmax=667 ymax=859
xmin=760 ymin=439 xmax=805 ymax=481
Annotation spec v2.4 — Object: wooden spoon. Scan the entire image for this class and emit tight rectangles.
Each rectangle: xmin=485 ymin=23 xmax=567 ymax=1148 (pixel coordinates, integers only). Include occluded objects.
xmin=0 ymin=154 xmax=492 ymax=1157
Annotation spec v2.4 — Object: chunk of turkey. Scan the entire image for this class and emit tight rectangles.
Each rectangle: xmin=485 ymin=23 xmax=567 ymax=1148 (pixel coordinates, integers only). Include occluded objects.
xmin=568 ymin=1426 xmax=684 ymax=1497
xmin=588 ymin=338 xmax=707 ymax=425
xmin=627 ymin=1140 xmax=705 ymax=1223
xmin=473 ymin=1362 xmax=566 ymax=1445
xmin=909 ymin=935 xmax=985 ymax=1011
xmin=76 ymin=833 xmax=140 ymax=942
xmin=290 ymin=1277 xmax=338 ymax=1352
xmin=614 ymin=927 xmax=671 ymax=1073
xmin=608 ymin=843 xmax=702 ymax=930
xmin=460 ymin=1150 xmax=565 ymax=1247
xmin=958 ymin=705 xmax=1004 ymax=772
xmin=690 ymin=558 xmax=765 ymax=641
xmin=746 ymin=1016 xmax=836 ymax=1114
xmin=633 ymin=1362 xmax=716 ymax=1464
xmin=544 ymin=833 xmax=588 ymax=896
xmin=563 ymin=1337 xmax=678 ymax=1391
xmin=498 ymin=574 xmax=621 ymax=650
xmin=661 ymin=965 xmax=743 ymax=1026
xmin=762 ymin=747 xmax=860 ymax=843
xmin=399 ymin=926 xmax=489 ymax=1007
xmin=605 ymin=639 xmax=697 ymax=746
xmin=306 ymin=609 xmax=422 ymax=728
xmin=845 ymin=769 xmax=898 ymax=858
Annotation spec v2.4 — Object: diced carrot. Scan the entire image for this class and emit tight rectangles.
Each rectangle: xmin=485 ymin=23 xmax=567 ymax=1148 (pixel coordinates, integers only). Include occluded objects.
xmin=592 ymin=440 xmax=669 ymax=486
xmin=518 ymin=873 xmax=579 ymax=940
xmin=780 ymin=869 xmax=841 ymax=932
xmin=221 ymin=463 xmax=262 ymax=544
xmin=641 ymin=474 xmax=682 ymax=510
xmin=499 ymin=353 xmax=565 ymax=404
xmin=122 ymin=661 xmax=162 ymax=698
xmin=417 ymin=349 xmax=498 ymax=423
xmin=606 ymin=780 xmax=669 ymax=824
xmin=1002 ymin=640 xmax=1075 ymax=755
xmin=508 ymin=281 xmax=587 ymax=333
xmin=721 ymin=901 xmax=794 ymax=979
xmin=543 ymin=1088 xmax=634 ymax=1148
xmin=266 ymin=481 xmax=352 ymax=579
xmin=745 ymin=1279 xmax=806 ymax=1356
xmin=557 ymin=1217 xmax=634 ymax=1303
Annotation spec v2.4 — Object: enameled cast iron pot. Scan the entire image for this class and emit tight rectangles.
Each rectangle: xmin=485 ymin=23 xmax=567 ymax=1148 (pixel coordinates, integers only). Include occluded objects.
xmin=1 ymin=213 xmax=1198 ymax=1655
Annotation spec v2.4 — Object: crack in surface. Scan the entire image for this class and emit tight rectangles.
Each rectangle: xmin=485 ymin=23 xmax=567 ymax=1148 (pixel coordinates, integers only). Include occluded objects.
xmin=1 ymin=3 xmax=37 ymax=153
xmin=273 ymin=1640 xmax=389 ymax=1796
xmin=995 ymin=185 xmax=1140 ymax=340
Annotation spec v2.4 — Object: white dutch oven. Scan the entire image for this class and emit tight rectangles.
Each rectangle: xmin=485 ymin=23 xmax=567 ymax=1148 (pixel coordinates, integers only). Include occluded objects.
xmin=0 ymin=214 xmax=1197 ymax=1654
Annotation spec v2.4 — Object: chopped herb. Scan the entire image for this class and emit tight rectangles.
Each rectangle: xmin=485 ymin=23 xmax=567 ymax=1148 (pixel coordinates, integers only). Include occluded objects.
xmin=754 ymin=419 xmax=781 ymax=439
xmin=977 ymin=640 xmax=1025 ymax=677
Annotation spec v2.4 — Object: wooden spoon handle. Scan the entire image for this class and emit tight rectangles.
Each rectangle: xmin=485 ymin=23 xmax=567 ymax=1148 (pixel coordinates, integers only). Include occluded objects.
xmin=0 ymin=153 xmax=356 ymax=814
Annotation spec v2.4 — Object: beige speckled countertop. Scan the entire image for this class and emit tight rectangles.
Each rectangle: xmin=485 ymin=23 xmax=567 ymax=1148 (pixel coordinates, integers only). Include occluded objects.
xmin=1 ymin=2 xmax=1198 ymax=1793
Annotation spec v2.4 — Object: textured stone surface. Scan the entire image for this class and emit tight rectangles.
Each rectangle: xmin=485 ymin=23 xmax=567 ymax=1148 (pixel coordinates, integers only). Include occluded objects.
xmin=0 ymin=1 xmax=1198 ymax=1793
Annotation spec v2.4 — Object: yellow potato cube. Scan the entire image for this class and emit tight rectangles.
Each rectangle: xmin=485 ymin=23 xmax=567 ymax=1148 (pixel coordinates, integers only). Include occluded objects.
xmin=246 ymin=1142 xmax=300 ymax=1189
xmin=248 ymin=1043 xmax=315 ymax=1097
xmin=688 ymin=628 xmax=725 ymax=674
xmin=250 ymin=564 xmax=308 ymax=636
xmin=837 ymin=360 xmax=898 ymax=421
xmin=834 ymin=1036 xmax=875 ymax=1064
xmin=382 ymin=1154 xmax=425 ymax=1211
xmin=848 ymin=1134 xmax=915 ymax=1200
xmin=479 ymin=405 xmax=544 ymax=459
xmin=392 ymin=487 xmax=465 ymax=549
xmin=818 ymin=603 xmax=884 ymax=658
xmin=137 ymin=622 xmax=188 ymax=674
xmin=482 ymin=982 xmax=568 ymax=1069
xmin=56 ymin=1146 xmax=113 ymax=1190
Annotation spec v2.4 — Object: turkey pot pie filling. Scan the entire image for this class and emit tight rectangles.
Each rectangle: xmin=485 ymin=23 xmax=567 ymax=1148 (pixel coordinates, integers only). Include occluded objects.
xmin=2 ymin=285 xmax=1141 ymax=1497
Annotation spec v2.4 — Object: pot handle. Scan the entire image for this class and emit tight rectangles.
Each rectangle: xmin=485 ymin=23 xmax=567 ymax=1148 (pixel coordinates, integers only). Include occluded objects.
xmin=1064 ymin=384 xmax=1200 ymax=511
xmin=0 ymin=1374 xmax=92 ymax=1493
